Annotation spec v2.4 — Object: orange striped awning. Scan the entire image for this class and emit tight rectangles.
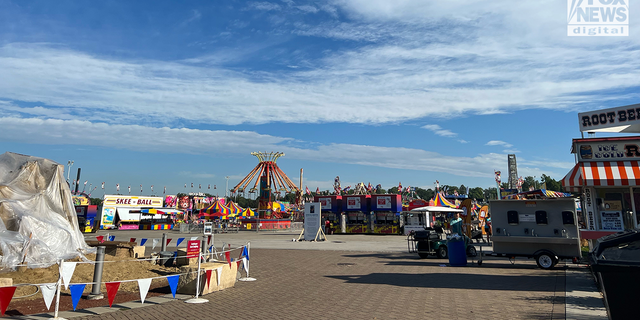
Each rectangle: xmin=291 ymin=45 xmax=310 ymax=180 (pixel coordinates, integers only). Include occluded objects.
xmin=562 ymin=161 xmax=640 ymax=191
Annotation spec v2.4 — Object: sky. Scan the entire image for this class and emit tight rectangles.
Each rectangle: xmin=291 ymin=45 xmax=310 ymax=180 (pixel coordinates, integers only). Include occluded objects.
xmin=0 ymin=0 xmax=638 ymax=197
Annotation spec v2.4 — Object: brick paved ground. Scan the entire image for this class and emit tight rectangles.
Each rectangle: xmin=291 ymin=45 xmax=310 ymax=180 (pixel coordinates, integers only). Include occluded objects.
xmin=76 ymin=249 xmax=566 ymax=320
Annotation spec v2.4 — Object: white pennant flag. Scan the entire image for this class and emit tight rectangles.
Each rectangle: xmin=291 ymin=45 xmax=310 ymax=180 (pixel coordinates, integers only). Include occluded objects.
xmin=137 ymin=278 xmax=152 ymax=304
xmin=242 ymin=257 xmax=249 ymax=275
xmin=152 ymin=238 xmax=160 ymax=250
xmin=190 ymin=236 xmax=198 ymax=241
xmin=216 ymin=267 xmax=222 ymax=286
xmin=60 ymin=262 xmax=77 ymax=290
xmin=40 ymin=283 xmax=57 ymax=310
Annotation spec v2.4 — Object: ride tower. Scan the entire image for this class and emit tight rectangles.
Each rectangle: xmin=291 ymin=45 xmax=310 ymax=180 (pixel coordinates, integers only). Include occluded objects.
xmin=232 ymin=152 xmax=300 ymax=219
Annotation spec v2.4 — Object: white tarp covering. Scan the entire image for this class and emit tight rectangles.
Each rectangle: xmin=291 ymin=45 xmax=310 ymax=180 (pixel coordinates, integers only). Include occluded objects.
xmin=0 ymin=152 xmax=94 ymax=269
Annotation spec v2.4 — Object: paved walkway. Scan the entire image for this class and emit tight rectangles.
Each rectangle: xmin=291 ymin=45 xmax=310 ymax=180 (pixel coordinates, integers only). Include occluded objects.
xmin=15 ymin=231 xmax=607 ymax=319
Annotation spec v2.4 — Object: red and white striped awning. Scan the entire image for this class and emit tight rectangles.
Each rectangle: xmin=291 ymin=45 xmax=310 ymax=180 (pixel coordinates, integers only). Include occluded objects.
xmin=562 ymin=161 xmax=640 ymax=191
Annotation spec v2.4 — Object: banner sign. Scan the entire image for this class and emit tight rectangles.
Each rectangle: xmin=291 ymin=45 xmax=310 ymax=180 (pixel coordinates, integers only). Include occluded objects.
xmin=346 ymin=197 xmax=361 ymax=209
xmin=318 ymin=198 xmax=332 ymax=210
xmin=101 ymin=207 xmax=116 ymax=229
xmin=376 ymin=196 xmax=391 ymax=209
xmin=600 ymin=211 xmax=624 ymax=231
xmin=579 ymin=103 xmax=640 ymax=132
xmin=303 ymin=203 xmax=321 ymax=241
xmin=186 ymin=240 xmax=200 ymax=258
xmin=583 ymin=187 xmax=596 ymax=230
xmin=103 ymin=195 xmax=163 ymax=208
xmin=576 ymin=139 xmax=640 ymax=162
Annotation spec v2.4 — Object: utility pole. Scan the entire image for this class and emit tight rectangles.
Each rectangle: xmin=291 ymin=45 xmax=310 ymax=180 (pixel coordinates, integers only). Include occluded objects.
xmin=66 ymin=161 xmax=74 ymax=182
xmin=225 ymin=176 xmax=230 ymax=198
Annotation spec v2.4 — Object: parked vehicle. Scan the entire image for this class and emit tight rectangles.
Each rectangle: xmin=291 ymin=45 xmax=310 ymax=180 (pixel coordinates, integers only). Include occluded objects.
xmin=408 ymin=227 xmax=477 ymax=259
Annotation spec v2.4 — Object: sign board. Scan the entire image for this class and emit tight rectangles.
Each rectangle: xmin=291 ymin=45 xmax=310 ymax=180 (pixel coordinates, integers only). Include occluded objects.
xmin=186 ymin=240 xmax=201 ymax=258
xmin=603 ymin=200 xmax=622 ymax=211
xmin=346 ymin=197 xmax=361 ymax=209
xmin=600 ymin=211 xmax=624 ymax=231
xmin=583 ymin=187 xmax=597 ymax=230
xmin=304 ymin=203 xmax=321 ymax=241
xmin=103 ymin=195 xmax=164 ymax=208
xmin=100 ymin=207 xmax=116 ymax=229
xmin=376 ymin=196 xmax=391 ymax=209
xmin=203 ymin=222 xmax=213 ymax=235
xmin=575 ymin=139 xmax=640 ymax=162
xmin=519 ymin=213 xmax=536 ymax=223
xmin=318 ymin=198 xmax=332 ymax=210
xmin=578 ymin=103 xmax=640 ymax=133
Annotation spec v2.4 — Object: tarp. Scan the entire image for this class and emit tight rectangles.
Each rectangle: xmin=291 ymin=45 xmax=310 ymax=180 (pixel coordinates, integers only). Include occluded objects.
xmin=0 ymin=152 xmax=94 ymax=269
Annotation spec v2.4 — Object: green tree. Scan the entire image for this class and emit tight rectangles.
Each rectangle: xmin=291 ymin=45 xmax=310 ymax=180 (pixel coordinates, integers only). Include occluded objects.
xmin=414 ymin=187 xmax=434 ymax=200
xmin=387 ymin=187 xmax=399 ymax=194
xmin=484 ymin=187 xmax=498 ymax=200
xmin=540 ymin=174 xmax=563 ymax=192
xmin=90 ymin=198 xmax=103 ymax=206
xmin=468 ymin=187 xmax=484 ymax=201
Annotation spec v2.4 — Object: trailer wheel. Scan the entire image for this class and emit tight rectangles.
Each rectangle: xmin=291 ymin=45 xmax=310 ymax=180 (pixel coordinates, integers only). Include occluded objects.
xmin=536 ymin=253 xmax=556 ymax=270
xmin=466 ymin=245 xmax=477 ymax=257
xmin=437 ymin=245 xmax=448 ymax=259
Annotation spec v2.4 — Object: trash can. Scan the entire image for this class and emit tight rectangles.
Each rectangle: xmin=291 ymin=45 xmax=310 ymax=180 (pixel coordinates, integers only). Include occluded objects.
xmin=159 ymin=251 xmax=175 ymax=267
xmin=447 ymin=236 xmax=467 ymax=267
xmin=590 ymin=230 xmax=640 ymax=320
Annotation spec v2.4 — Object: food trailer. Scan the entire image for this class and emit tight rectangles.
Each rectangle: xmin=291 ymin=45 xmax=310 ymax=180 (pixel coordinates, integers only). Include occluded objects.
xmin=488 ymin=198 xmax=581 ymax=269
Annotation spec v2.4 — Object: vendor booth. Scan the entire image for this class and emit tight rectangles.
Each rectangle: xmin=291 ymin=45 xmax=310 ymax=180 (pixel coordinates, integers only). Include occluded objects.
xmin=314 ymin=195 xmax=342 ymax=234
xmin=342 ymin=195 xmax=371 ymax=233
xmin=562 ymin=104 xmax=640 ymax=240
xmin=100 ymin=195 xmax=176 ymax=230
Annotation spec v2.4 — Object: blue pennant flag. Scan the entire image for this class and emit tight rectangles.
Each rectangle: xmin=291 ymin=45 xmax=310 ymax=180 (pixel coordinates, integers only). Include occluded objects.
xmin=140 ymin=239 xmax=147 ymax=246
xmin=70 ymin=284 xmax=87 ymax=311
xmin=243 ymin=246 xmax=249 ymax=260
xmin=167 ymin=275 xmax=179 ymax=298
xmin=173 ymin=251 xmax=178 ymax=258
xmin=209 ymin=245 xmax=213 ymax=252
xmin=176 ymin=238 xmax=185 ymax=246
xmin=108 ymin=235 xmax=115 ymax=241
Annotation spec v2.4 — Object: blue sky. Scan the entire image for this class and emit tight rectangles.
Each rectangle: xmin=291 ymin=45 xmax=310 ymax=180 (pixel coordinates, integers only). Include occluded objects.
xmin=0 ymin=0 xmax=639 ymax=197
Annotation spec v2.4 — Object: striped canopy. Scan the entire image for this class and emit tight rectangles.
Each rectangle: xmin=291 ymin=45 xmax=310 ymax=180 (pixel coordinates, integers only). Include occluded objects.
xmin=203 ymin=199 xmax=231 ymax=215
xmin=227 ymin=201 xmax=243 ymax=216
xmin=239 ymin=207 xmax=256 ymax=218
xmin=431 ymin=192 xmax=458 ymax=208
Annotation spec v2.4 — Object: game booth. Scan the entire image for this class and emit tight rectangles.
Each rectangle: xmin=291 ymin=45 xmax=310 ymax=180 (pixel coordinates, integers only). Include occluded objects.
xmin=315 ymin=195 xmax=342 ymax=234
xmin=371 ymin=194 xmax=402 ymax=234
xmin=342 ymin=194 xmax=371 ymax=233
xmin=72 ymin=193 xmax=99 ymax=233
xmin=100 ymin=195 xmax=183 ymax=230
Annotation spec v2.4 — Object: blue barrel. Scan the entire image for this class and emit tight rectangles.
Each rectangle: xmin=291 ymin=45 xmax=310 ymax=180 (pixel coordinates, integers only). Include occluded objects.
xmin=447 ymin=239 xmax=467 ymax=267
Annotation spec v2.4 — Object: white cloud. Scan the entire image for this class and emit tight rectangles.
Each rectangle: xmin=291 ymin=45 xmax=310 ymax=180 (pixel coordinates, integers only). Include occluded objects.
xmin=421 ymin=124 xmax=457 ymax=137
xmin=247 ymin=2 xmax=282 ymax=11
xmin=458 ymin=139 xmax=469 ymax=144
xmin=486 ymin=140 xmax=513 ymax=148
xmin=179 ymin=171 xmax=217 ymax=179
xmin=502 ymin=149 xmax=520 ymax=154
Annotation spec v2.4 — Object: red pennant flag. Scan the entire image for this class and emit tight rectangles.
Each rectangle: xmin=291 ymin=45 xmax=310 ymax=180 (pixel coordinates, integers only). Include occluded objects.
xmin=205 ymin=269 xmax=213 ymax=287
xmin=166 ymin=239 xmax=172 ymax=246
xmin=207 ymin=235 xmax=212 ymax=245
xmin=105 ymin=282 xmax=121 ymax=307
xmin=130 ymin=238 xmax=136 ymax=243
xmin=96 ymin=235 xmax=104 ymax=243
xmin=225 ymin=251 xmax=231 ymax=268
xmin=236 ymin=260 xmax=242 ymax=269
xmin=238 ymin=246 xmax=244 ymax=259
xmin=0 ymin=286 xmax=16 ymax=316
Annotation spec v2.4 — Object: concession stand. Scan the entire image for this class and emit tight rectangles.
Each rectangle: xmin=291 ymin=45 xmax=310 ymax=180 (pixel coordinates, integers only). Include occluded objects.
xmin=342 ymin=194 xmax=371 ymax=233
xmin=314 ymin=195 xmax=342 ymax=234
xmin=100 ymin=195 xmax=182 ymax=230
xmin=562 ymin=104 xmax=640 ymax=241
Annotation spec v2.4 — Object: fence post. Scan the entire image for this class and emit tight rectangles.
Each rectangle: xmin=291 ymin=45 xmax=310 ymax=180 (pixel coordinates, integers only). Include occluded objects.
xmin=161 ymin=233 xmax=167 ymax=252
xmin=87 ymin=246 xmax=106 ymax=300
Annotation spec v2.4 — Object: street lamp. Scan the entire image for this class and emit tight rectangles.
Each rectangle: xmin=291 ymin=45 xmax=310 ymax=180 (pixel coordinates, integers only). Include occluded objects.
xmin=66 ymin=160 xmax=74 ymax=182
xmin=225 ymin=176 xmax=230 ymax=198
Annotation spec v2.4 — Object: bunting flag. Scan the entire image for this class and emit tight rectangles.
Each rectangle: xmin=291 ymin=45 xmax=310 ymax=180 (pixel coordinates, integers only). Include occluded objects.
xmin=242 ymin=246 xmax=249 ymax=260
xmin=191 ymin=183 xmax=194 ymax=188
xmin=316 ymin=187 xmax=320 ymax=193
xmin=176 ymin=238 xmax=185 ymax=246
xmin=166 ymin=275 xmax=179 ymax=298
xmin=151 ymin=185 xmax=154 ymax=193
xmin=140 ymin=239 xmax=148 ymax=246
xmin=164 ymin=186 xmax=166 ymax=194
xmin=225 ymin=251 xmax=231 ymax=268
xmin=199 ymin=184 xmax=201 ymax=189
xmin=60 ymin=262 xmax=77 ymax=290
xmin=96 ymin=235 xmax=104 ymax=243
xmin=39 ymin=283 xmax=56 ymax=310
xmin=137 ymin=278 xmax=152 ymax=304
xmin=130 ymin=238 xmax=136 ymax=243
xmin=207 ymin=235 xmax=212 ymax=245
xmin=166 ymin=238 xmax=172 ymax=246
xmin=128 ymin=186 xmax=131 ymax=193
xmin=0 ymin=286 xmax=16 ymax=316
xmin=190 ymin=236 xmax=198 ymax=241
xmin=242 ymin=257 xmax=249 ymax=274
xmin=216 ymin=267 xmax=222 ymax=286
xmin=236 ymin=260 xmax=241 ymax=269
xmin=70 ymin=284 xmax=86 ymax=311
xmin=101 ymin=182 xmax=105 ymax=189
xmin=208 ymin=184 xmax=211 ymax=189
xmin=116 ymin=183 xmax=120 ymax=192
xmin=105 ymin=282 xmax=121 ymax=307
xmin=109 ymin=235 xmax=115 ymax=241
xmin=205 ymin=269 xmax=213 ymax=287
xmin=152 ymin=238 xmax=159 ymax=250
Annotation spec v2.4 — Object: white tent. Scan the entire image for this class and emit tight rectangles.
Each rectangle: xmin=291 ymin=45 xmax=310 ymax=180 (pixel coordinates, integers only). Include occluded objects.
xmin=410 ymin=206 xmax=463 ymax=213
xmin=0 ymin=152 xmax=93 ymax=269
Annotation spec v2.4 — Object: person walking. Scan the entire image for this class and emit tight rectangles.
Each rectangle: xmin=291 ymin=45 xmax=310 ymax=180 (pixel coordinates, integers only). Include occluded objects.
xmin=450 ymin=212 xmax=463 ymax=236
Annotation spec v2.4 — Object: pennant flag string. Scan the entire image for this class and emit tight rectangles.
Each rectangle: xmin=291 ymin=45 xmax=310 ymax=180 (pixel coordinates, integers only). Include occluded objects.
xmin=152 ymin=238 xmax=160 ymax=250
xmin=176 ymin=238 xmax=185 ymax=246
xmin=70 ymin=284 xmax=86 ymax=311
xmin=137 ymin=278 xmax=152 ymax=304
xmin=0 ymin=286 xmax=17 ymax=316
xmin=167 ymin=275 xmax=179 ymax=298
xmin=205 ymin=269 xmax=213 ymax=288
xmin=130 ymin=238 xmax=136 ymax=243
xmin=39 ymin=283 xmax=56 ymax=310
xmin=166 ymin=238 xmax=172 ymax=246
xmin=60 ymin=262 xmax=77 ymax=290
xmin=140 ymin=239 xmax=148 ymax=246
xmin=105 ymin=282 xmax=121 ymax=307
xmin=109 ymin=235 xmax=116 ymax=242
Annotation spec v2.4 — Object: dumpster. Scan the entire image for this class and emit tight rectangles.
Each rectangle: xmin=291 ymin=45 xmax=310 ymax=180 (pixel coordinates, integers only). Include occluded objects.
xmin=447 ymin=235 xmax=467 ymax=267
xmin=590 ymin=229 xmax=640 ymax=320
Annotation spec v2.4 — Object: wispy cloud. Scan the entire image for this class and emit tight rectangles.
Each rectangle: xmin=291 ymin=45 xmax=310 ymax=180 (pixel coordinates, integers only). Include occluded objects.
xmin=458 ymin=139 xmax=469 ymax=144
xmin=179 ymin=10 xmax=202 ymax=27
xmin=246 ymin=2 xmax=282 ymax=11
xmin=421 ymin=124 xmax=457 ymax=137
xmin=179 ymin=171 xmax=217 ymax=179
xmin=486 ymin=140 xmax=513 ymax=148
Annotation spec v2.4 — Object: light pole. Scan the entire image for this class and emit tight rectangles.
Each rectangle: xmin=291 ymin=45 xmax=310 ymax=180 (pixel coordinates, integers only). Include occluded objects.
xmin=225 ymin=176 xmax=230 ymax=199
xmin=66 ymin=160 xmax=74 ymax=182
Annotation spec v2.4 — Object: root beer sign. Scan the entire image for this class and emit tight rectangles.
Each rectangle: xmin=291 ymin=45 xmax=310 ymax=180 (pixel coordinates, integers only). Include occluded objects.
xmin=579 ymin=103 xmax=640 ymax=133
